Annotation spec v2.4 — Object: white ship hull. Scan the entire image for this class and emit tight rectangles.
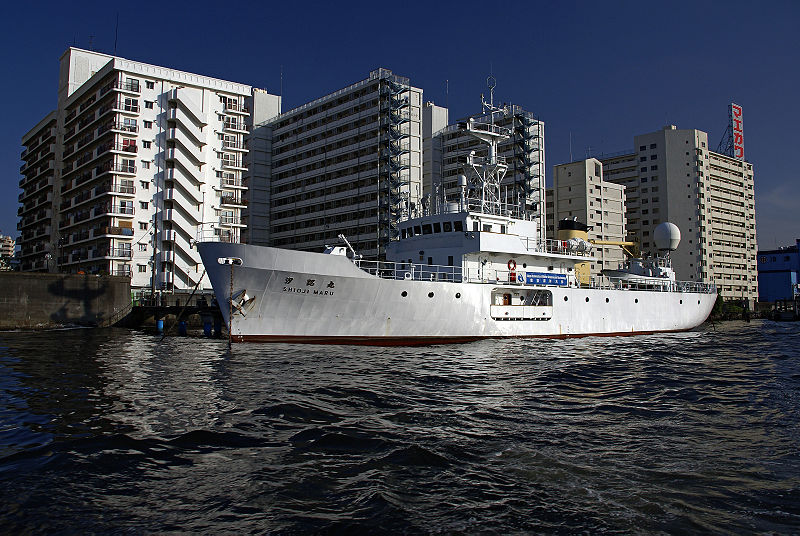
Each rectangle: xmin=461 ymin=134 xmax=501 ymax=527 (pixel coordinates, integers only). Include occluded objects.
xmin=198 ymin=242 xmax=716 ymax=345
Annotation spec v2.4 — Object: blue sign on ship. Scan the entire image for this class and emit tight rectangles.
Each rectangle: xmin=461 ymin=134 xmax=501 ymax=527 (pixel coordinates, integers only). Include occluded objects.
xmin=524 ymin=272 xmax=567 ymax=286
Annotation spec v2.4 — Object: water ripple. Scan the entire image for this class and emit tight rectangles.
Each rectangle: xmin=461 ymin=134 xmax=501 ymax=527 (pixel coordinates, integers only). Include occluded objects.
xmin=0 ymin=321 xmax=799 ymax=533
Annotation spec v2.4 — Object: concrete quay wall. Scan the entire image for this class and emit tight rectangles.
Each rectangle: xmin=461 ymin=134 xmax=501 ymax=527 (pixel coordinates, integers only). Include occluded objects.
xmin=0 ymin=272 xmax=131 ymax=329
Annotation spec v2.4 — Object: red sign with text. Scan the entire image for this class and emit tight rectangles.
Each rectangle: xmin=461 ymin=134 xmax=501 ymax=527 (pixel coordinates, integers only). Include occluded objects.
xmin=731 ymin=103 xmax=744 ymax=160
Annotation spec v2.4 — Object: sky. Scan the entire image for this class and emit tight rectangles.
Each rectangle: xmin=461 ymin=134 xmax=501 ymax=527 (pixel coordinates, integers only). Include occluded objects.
xmin=2 ymin=0 xmax=798 ymax=248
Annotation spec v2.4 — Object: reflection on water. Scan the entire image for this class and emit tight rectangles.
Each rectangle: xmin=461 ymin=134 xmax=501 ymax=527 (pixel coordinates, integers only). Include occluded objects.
xmin=0 ymin=321 xmax=799 ymax=533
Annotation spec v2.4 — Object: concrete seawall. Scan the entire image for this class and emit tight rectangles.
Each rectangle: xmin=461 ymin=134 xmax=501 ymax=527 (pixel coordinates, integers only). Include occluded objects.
xmin=0 ymin=272 xmax=131 ymax=329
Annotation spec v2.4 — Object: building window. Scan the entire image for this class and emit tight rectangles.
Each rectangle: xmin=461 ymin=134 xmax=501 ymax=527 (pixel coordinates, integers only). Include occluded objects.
xmin=650 ymin=155 xmax=657 ymax=160
xmin=142 ymin=161 xmax=150 ymax=169
xmin=139 ymin=222 xmax=148 ymax=230
xmin=640 ymin=167 xmax=647 ymax=172
xmin=640 ymin=156 xmax=647 ymax=162
xmin=639 ymin=145 xmax=646 ymax=151
xmin=146 ymin=81 xmax=155 ymax=89
xmin=145 ymin=101 xmax=154 ymax=109
xmin=140 ymin=201 xmax=148 ymax=209
xmin=650 ymin=143 xmax=656 ymax=149
xmin=138 ymin=264 xmax=147 ymax=272
xmin=142 ymin=141 xmax=151 ymax=149
xmin=140 ymin=181 xmax=149 ymax=189
xmin=144 ymin=120 xmax=153 ymax=129
xmin=139 ymin=244 xmax=147 ymax=251
xmin=650 ymin=165 xmax=658 ymax=171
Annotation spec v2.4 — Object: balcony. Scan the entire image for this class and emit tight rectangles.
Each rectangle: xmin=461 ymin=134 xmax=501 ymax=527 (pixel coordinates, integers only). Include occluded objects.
xmin=107 ymin=122 xmax=139 ymax=135
xmin=223 ymin=120 xmax=249 ymax=133
xmin=108 ymin=182 xmax=136 ymax=196
xmin=112 ymin=100 xmax=140 ymax=115
xmin=113 ymin=80 xmax=141 ymax=93
xmin=221 ymin=158 xmax=247 ymax=171
xmin=220 ymin=195 xmax=247 ymax=207
xmin=223 ymin=139 xmax=248 ymax=152
xmin=159 ymin=229 xmax=177 ymax=242
xmin=219 ymin=215 xmax=244 ymax=227
xmin=109 ymin=163 xmax=137 ymax=175
xmin=223 ymin=101 xmax=249 ymax=115
xmin=220 ymin=176 xmax=247 ymax=190
xmin=96 ymin=226 xmax=134 ymax=238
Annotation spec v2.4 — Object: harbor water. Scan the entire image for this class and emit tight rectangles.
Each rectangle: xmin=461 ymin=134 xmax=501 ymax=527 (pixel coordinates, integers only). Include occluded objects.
xmin=1 ymin=321 xmax=798 ymax=534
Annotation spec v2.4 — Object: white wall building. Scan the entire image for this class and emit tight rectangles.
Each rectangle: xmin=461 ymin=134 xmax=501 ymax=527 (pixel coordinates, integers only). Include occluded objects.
xmin=547 ymin=158 xmax=627 ymax=278
xmin=17 ymin=48 xmax=280 ymax=291
xmin=600 ymin=125 xmax=758 ymax=306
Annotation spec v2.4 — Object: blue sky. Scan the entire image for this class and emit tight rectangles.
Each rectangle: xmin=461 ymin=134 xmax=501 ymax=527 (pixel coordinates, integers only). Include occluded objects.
xmin=2 ymin=0 xmax=798 ymax=247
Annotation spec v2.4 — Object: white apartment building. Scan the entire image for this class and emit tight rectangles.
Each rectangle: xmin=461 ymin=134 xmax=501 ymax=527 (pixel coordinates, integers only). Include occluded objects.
xmin=247 ymin=68 xmax=423 ymax=259
xmin=600 ymin=125 xmax=758 ymax=306
xmin=547 ymin=158 xmax=627 ymax=278
xmin=424 ymin=104 xmax=546 ymax=233
xmin=17 ymin=48 xmax=280 ymax=291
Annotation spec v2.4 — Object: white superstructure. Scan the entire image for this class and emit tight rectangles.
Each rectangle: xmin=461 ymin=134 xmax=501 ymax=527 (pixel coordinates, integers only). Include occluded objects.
xmin=197 ymin=95 xmax=716 ymax=345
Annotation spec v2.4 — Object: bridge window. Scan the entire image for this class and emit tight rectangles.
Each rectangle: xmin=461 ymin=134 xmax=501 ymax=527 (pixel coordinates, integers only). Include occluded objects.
xmin=433 ymin=222 xmax=441 ymax=233
xmin=422 ymin=224 xmax=432 ymax=235
xmin=443 ymin=221 xmax=452 ymax=232
xmin=454 ymin=221 xmax=463 ymax=232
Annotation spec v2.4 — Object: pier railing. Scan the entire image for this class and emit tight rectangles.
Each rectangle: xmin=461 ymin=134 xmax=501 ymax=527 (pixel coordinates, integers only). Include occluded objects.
xmin=353 ymin=259 xmax=716 ymax=294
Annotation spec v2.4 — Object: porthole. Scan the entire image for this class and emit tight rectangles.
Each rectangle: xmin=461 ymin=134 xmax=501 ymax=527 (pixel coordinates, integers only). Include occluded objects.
xmin=564 ymin=296 xmax=568 ymax=302
xmin=605 ymin=298 xmax=609 ymax=303
xmin=522 ymin=263 xmax=527 ymax=268
xmin=428 ymin=292 xmax=434 ymax=298
xmin=455 ymin=293 xmax=461 ymax=299
xmin=401 ymin=291 xmax=408 ymax=297
xmin=635 ymin=298 xmax=639 ymax=303
xmin=680 ymin=299 xmax=683 ymax=304
xmin=698 ymin=300 xmax=701 ymax=305
xmin=585 ymin=297 xmax=589 ymax=302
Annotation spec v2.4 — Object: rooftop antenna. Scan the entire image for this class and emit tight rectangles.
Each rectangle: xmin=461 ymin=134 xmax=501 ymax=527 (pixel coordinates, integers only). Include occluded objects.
xmin=88 ymin=35 xmax=95 ymax=51
xmin=445 ymin=79 xmax=449 ymax=109
xmin=279 ymin=64 xmax=283 ymax=96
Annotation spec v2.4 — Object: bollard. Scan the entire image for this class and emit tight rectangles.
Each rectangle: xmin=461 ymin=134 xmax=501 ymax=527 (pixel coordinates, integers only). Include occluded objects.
xmin=156 ymin=318 xmax=164 ymax=334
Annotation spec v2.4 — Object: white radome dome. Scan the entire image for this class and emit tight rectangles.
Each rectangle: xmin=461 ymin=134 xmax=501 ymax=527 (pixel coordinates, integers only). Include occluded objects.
xmin=654 ymin=222 xmax=681 ymax=251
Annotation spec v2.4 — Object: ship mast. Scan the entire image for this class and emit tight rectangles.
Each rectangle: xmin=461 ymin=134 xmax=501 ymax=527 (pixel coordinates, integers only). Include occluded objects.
xmin=460 ymin=77 xmax=511 ymax=217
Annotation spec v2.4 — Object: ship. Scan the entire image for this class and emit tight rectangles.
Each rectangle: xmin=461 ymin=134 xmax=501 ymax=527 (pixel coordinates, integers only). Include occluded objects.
xmin=196 ymin=90 xmax=716 ymax=345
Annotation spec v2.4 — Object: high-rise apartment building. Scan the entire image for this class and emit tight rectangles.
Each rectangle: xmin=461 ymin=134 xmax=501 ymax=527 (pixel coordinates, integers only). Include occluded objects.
xmin=0 ymin=235 xmax=15 ymax=258
xmin=17 ymin=48 xmax=280 ymax=291
xmin=547 ymin=158 xmax=626 ymax=279
xmin=424 ymin=104 xmax=546 ymax=233
xmin=247 ymin=69 xmax=423 ymax=259
xmin=600 ymin=125 xmax=757 ymax=306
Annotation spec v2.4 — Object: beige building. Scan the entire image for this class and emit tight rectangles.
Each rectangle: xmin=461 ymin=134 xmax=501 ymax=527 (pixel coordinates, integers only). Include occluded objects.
xmin=546 ymin=158 xmax=627 ymax=279
xmin=17 ymin=48 xmax=280 ymax=290
xmin=247 ymin=68 xmax=423 ymax=259
xmin=600 ymin=125 xmax=757 ymax=306
xmin=0 ymin=235 xmax=15 ymax=258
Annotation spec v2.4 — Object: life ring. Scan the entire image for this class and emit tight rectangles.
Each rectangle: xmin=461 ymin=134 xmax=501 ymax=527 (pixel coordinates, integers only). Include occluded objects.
xmin=508 ymin=259 xmax=516 ymax=271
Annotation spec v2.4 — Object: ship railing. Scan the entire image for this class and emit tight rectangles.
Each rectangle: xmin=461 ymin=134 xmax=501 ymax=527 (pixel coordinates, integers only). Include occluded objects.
xmin=354 ymin=259 xmax=464 ymax=282
xmin=354 ymin=261 xmax=716 ymax=294
xmin=521 ymin=237 xmax=595 ymax=258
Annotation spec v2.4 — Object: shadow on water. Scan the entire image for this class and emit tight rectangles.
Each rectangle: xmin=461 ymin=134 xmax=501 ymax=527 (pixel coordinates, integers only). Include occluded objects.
xmin=0 ymin=321 xmax=798 ymax=533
